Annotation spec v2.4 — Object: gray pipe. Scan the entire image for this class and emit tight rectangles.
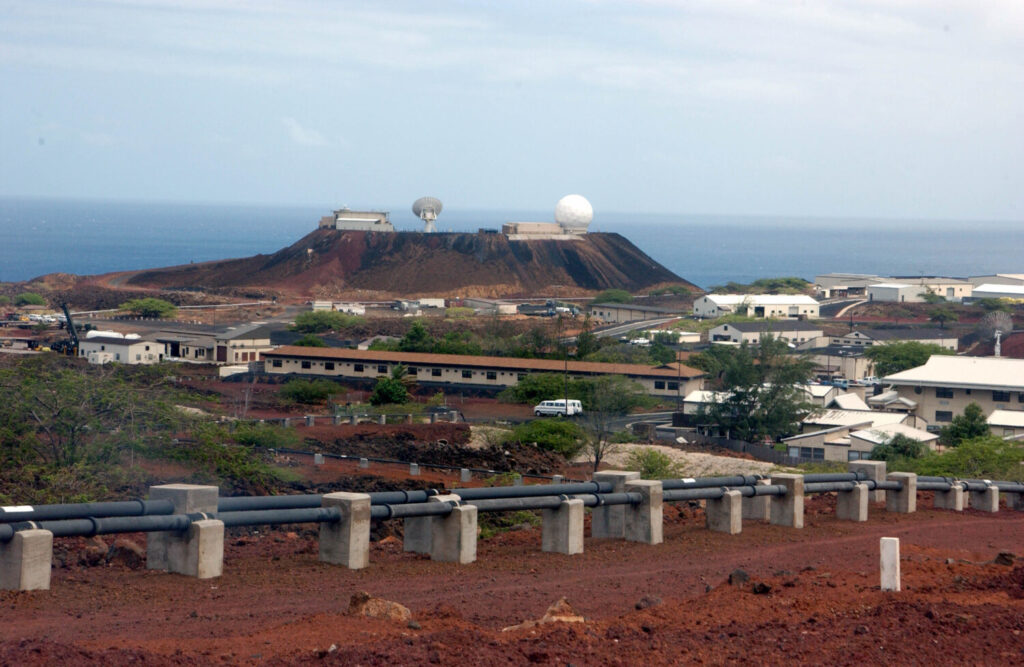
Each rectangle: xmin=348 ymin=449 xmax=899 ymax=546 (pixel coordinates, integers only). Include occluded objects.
xmin=0 ymin=499 xmax=175 ymax=524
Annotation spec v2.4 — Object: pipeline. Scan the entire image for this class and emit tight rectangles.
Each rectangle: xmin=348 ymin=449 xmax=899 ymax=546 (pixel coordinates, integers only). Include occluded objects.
xmin=663 ymin=485 xmax=787 ymax=503
xmin=803 ymin=480 xmax=903 ymax=494
xmin=0 ymin=499 xmax=175 ymax=524
xmin=917 ymin=476 xmax=1024 ymax=493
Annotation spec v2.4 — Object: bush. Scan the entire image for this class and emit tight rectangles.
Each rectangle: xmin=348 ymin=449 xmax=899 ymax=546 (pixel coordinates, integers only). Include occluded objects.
xmin=279 ymin=379 xmax=340 ymax=404
xmin=292 ymin=334 xmax=327 ymax=347
xmin=499 ymin=373 xmax=569 ymax=404
xmin=15 ymin=292 xmax=46 ymax=306
xmin=510 ymin=419 xmax=586 ymax=458
xmin=869 ymin=434 xmax=928 ymax=462
xmin=230 ymin=422 xmax=301 ymax=449
xmin=895 ymin=435 xmax=1024 ymax=481
xmin=369 ymin=376 xmax=409 ymax=406
xmin=593 ymin=289 xmax=633 ymax=304
xmin=291 ymin=310 xmax=362 ymax=333
xmin=624 ymin=447 xmax=681 ymax=479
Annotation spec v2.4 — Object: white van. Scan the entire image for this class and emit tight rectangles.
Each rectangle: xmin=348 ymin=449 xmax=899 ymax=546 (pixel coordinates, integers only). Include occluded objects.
xmin=533 ymin=399 xmax=583 ymax=417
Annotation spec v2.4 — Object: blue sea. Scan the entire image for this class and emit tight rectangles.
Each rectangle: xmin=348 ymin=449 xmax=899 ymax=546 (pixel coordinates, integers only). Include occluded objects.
xmin=1 ymin=197 xmax=1021 ymax=289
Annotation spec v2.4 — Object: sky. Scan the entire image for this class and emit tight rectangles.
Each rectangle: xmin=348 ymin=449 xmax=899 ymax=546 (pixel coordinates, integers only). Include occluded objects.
xmin=1 ymin=0 xmax=1022 ymax=220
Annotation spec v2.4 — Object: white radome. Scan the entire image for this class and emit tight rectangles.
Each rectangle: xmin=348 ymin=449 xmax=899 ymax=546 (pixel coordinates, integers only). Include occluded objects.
xmin=554 ymin=194 xmax=593 ymax=233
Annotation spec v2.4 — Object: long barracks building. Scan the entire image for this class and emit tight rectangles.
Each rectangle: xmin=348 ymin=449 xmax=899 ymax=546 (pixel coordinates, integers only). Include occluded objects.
xmin=262 ymin=346 xmax=705 ymax=398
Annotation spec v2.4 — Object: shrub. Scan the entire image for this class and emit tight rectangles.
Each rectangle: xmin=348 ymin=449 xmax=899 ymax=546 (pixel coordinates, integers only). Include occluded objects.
xmin=279 ymin=379 xmax=340 ymax=404
xmin=230 ymin=422 xmax=301 ymax=449
xmin=119 ymin=297 xmax=177 ymax=318
xmin=369 ymin=376 xmax=409 ymax=405
xmin=592 ymin=289 xmax=633 ymax=304
xmin=624 ymin=447 xmax=681 ymax=479
xmin=510 ymin=419 xmax=586 ymax=458
xmin=15 ymin=292 xmax=46 ymax=306
xmin=896 ymin=435 xmax=1024 ymax=481
xmin=292 ymin=334 xmax=327 ymax=347
xmin=291 ymin=310 xmax=362 ymax=333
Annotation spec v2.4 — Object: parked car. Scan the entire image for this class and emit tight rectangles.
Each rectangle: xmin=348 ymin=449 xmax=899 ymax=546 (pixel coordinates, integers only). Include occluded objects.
xmin=533 ymin=399 xmax=584 ymax=417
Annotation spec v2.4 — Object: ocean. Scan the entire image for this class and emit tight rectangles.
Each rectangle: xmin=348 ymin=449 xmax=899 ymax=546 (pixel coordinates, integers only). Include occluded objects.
xmin=1 ymin=196 xmax=1021 ymax=290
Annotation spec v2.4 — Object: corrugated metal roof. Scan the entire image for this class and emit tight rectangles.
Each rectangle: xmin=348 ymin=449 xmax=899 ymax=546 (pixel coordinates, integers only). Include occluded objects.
xmin=885 ymin=355 xmax=1024 ymax=390
xmin=264 ymin=346 xmax=705 ymax=379
xmin=987 ymin=410 xmax=1024 ymax=428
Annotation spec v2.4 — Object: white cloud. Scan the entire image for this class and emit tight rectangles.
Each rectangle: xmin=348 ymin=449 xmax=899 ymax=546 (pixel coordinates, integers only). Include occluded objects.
xmin=281 ymin=117 xmax=328 ymax=147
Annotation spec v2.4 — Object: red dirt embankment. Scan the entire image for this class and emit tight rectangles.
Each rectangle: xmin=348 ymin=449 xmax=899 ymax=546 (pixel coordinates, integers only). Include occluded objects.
xmin=1 ymin=496 xmax=1022 ymax=665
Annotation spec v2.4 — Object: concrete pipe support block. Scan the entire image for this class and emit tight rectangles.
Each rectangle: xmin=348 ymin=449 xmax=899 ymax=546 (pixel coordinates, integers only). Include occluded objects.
xmin=542 ymin=498 xmax=584 ymax=555
xmin=166 ymin=519 xmax=224 ymax=579
xmin=769 ymin=474 xmax=804 ymax=529
xmin=591 ymin=471 xmax=641 ymax=539
xmin=849 ymin=460 xmax=887 ymax=503
xmin=836 ymin=482 xmax=869 ymax=522
xmin=934 ymin=483 xmax=965 ymax=511
xmin=431 ymin=502 xmax=477 ymax=564
xmin=320 ymin=492 xmax=372 ymax=569
xmin=147 ymin=484 xmax=219 ymax=572
xmin=0 ymin=529 xmax=53 ymax=591
xmin=741 ymin=479 xmax=771 ymax=522
xmin=404 ymin=494 xmax=459 ymax=554
xmin=706 ymin=490 xmax=743 ymax=534
xmin=624 ymin=480 xmax=663 ymax=545
xmin=886 ymin=473 xmax=917 ymax=514
xmin=969 ymin=485 xmax=999 ymax=513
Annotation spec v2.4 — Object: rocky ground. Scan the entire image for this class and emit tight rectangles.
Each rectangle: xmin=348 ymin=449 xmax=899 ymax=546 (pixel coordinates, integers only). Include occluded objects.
xmin=2 ymin=495 xmax=1022 ymax=665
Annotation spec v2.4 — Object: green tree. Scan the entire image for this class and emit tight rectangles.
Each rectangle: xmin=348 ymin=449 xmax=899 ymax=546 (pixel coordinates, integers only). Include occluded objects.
xmin=0 ymin=295 xmax=11 ymax=306
xmin=649 ymin=342 xmax=676 ymax=365
xmin=592 ymin=289 xmax=633 ymax=304
xmin=510 ymin=419 xmax=586 ymax=458
xmin=292 ymin=334 xmax=327 ymax=347
xmin=869 ymin=433 xmax=928 ymax=462
xmin=906 ymin=435 xmax=1024 ymax=480
xmin=921 ymin=290 xmax=946 ymax=304
xmin=15 ymin=292 xmax=46 ymax=306
xmin=578 ymin=375 xmax=652 ymax=470
xmin=625 ymin=447 xmax=681 ymax=479
xmin=864 ymin=341 xmax=955 ymax=377
xmin=940 ymin=402 xmax=990 ymax=446
xmin=975 ymin=297 xmax=1012 ymax=313
xmin=573 ymin=316 xmax=600 ymax=359
xmin=498 ymin=373 xmax=569 ymax=404
xmin=928 ymin=306 xmax=959 ymax=329
xmin=119 ymin=297 xmax=177 ymax=318
xmin=291 ymin=310 xmax=362 ymax=333
xmin=369 ymin=365 xmax=412 ymax=406
xmin=279 ymin=379 xmax=340 ymax=404
xmin=398 ymin=320 xmax=435 ymax=352
xmin=692 ymin=334 xmax=816 ymax=442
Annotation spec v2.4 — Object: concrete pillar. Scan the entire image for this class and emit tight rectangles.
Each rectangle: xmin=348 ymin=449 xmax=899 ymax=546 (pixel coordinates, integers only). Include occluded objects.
xmin=706 ymin=490 xmax=742 ymax=534
xmin=430 ymin=413 xmax=438 ymax=424
xmin=880 ymin=537 xmax=901 ymax=592
xmin=836 ymin=482 xmax=869 ymax=522
xmin=378 ymin=414 xmax=387 ymax=425
xmin=886 ymin=473 xmax=917 ymax=514
xmin=849 ymin=460 xmax=887 ymax=503
xmin=591 ymin=471 xmax=641 ymax=538
xmin=969 ymin=484 xmax=999 ymax=512
xmin=934 ymin=483 xmax=965 ymax=511
xmin=349 ymin=415 xmax=358 ymax=425
xmin=460 ymin=468 xmax=472 ymax=483
xmin=404 ymin=494 xmax=456 ymax=554
xmin=319 ymin=492 xmax=371 ymax=569
xmin=770 ymin=474 xmax=804 ymax=529
xmin=305 ymin=415 xmax=315 ymax=427
xmin=624 ymin=480 xmax=663 ymax=545
xmin=0 ymin=529 xmax=53 ymax=591
xmin=551 ymin=475 xmax=564 ymax=485
xmin=741 ymin=479 xmax=771 ymax=522
xmin=542 ymin=498 xmax=584 ymax=555
xmin=332 ymin=414 xmax=343 ymax=425
xmin=166 ymin=519 xmax=223 ymax=579
xmin=409 ymin=463 xmax=420 ymax=476
xmin=513 ymin=474 xmax=523 ymax=486
xmin=359 ymin=457 xmax=369 ymax=469
xmin=282 ymin=417 xmax=292 ymax=428
xmin=147 ymin=484 xmax=220 ymax=574
xmin=1005 ymin=491 xmax=1024 ymax=511
xmin=430 ymin=495 xmax=476 ymax=564
xmin=405 ymin=414 xmax=413 ymax=424
xmin=313 ymin=453 xmax=324 ymax=465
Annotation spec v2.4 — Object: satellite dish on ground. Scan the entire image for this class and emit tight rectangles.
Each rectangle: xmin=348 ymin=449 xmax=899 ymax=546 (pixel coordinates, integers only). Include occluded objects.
xmin=413 ymin=197 xmax=443 ymax=233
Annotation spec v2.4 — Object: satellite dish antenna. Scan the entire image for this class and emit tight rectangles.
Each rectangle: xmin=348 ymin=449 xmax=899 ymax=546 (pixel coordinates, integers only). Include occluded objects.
xmin=412 ymin=196 xmax=443 ymax=233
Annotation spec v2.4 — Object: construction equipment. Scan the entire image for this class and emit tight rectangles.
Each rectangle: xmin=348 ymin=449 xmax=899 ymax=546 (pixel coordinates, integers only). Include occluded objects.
xmin=51 ymin=302 xmax=80 ymax=355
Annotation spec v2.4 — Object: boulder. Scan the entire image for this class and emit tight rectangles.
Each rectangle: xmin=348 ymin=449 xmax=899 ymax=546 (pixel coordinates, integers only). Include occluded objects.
xmin=502 ymin=597 xmax=585 ymax=632
xmin=347 ymin=591 xmax=412 ymax=622
xmin=107 ymin=538 xmax=146 ymax=568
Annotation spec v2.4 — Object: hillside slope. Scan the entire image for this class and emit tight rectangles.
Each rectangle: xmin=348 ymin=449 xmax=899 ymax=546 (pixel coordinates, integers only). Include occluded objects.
xmin=123 ymin=230 xmax=693 ymax=298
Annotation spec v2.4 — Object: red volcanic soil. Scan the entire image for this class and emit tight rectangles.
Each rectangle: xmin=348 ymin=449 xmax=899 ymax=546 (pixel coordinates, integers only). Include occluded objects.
xmin=2 ymin=496 xmax=1023 ymax=665
xmin=116 ymin=229 xmax=694 ymax=299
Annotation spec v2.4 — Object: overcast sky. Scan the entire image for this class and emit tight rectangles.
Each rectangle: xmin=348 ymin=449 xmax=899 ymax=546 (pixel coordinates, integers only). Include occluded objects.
xmin=2 ymin=0 xmax=1022 ymax=220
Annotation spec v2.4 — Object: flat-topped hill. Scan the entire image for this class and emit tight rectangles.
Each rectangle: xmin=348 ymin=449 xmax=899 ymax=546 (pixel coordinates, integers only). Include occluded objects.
xmin=121 ymin=229 xmax=693 ymax=298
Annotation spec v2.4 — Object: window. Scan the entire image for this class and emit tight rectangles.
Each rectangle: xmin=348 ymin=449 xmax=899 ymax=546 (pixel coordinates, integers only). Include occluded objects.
xmin=668 ymin=382 xmax=679 ymax=391
xmin=431 ymin=368 xmax=442 ymax=377
xmin=301 ymin=360 xmax=311 ymax=369
xmin=848 ymin=451 xmax=865 ymax=461
xmin=486 ymin=371 xmax=497 ymax=380
xmin=935 ymin=387 xmax=954 ymax=398
xmin=135 ymin=354 xmax=141 ymax=361
xmin=798 ymin=447 xmax=824 ymax=460
xmin=914 ymin=386 xmax=923 ymax=394
xmin=378 ymin=365 xmax=387 ymax=374
xmin=272 ymin=359 xmax=282 ymax=368
xmin=992 ymin=390 xmax=1011 ymax=402
xmin=1019 ymin=393 xmax=1024 ymax=403
xmin=354 ymin=364 xmax=364 ymax=372
xmin=462 ymin=370 xmax=473 ymax=379
xmin=324 ymin=362 xmax=334 ymax=371
xmin=408 ymin=367 xmax=418 ymax=375
xmin=935 ymin=410 xmax=953 ymax=423
xmin=654 ymin=381 xmax=666 ymax=390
